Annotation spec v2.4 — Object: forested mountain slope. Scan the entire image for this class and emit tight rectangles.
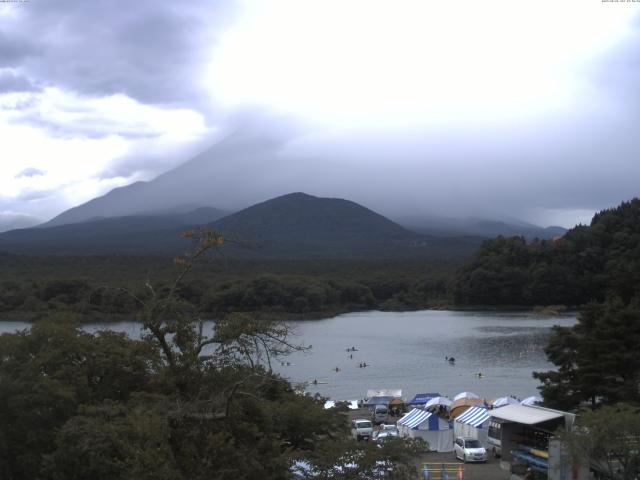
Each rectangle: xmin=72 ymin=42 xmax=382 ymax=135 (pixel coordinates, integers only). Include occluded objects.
xmin=453 ymin=198 xmax=640 ymax=306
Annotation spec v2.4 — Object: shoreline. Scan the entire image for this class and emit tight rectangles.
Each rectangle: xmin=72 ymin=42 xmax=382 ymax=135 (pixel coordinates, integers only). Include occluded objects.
xmin=0 ymin=304 xmax=579 ymax=323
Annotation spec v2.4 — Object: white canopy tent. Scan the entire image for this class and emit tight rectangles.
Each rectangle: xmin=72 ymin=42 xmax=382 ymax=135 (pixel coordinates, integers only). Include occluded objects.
xmin=453 ymin=391 xmax=480 ymax=401
xmin=492 ymin=396 xmax=520 ymax=408
xmin=397 ymin=409 xmax=453 ymax=452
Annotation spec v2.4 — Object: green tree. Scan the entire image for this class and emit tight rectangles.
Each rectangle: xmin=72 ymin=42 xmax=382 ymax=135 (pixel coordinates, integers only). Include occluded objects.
xmin=0 ymin=316 xmax=156 ymax=479
xmin=534 ymin=298 xmax=640 ymax=410
xmin=556 ymin=403 xmax=640 ymax=479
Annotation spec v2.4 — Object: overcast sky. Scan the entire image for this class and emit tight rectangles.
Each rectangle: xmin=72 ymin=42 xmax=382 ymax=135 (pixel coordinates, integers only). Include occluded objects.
xmin=2 ymin=0 xmax=639 ymax=230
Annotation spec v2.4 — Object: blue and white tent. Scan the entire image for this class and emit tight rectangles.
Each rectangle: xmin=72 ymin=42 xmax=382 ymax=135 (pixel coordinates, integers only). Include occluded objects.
xmin=398 ymin=408 xmax=436 ymax=429
xmin=453 ymin=406 xmax=491 ymax=447
xmin=408 ymin=393 xmax=440 ymax=406
xmin=397 ymin=408 xmax=453 ymax=452
xmin=456 ymin=406 xmax=490 ymax=427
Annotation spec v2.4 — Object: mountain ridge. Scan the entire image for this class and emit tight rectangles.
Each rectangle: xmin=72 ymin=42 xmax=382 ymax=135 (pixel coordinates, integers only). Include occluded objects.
xmin=0 ymin=192 xmax=481 ymax=259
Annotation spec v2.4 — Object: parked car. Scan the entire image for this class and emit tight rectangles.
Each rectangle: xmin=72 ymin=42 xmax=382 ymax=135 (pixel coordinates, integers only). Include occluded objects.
xmin=371 ymin=404 xmax=389 ymax=425
xmin=379 ymin=423 xmax=399 ymax=434
xmin=351 ymin=419 xmax=373 ymax=441
xmin=375 ymin=430 xmax=399 ymax=446
xmin=454 ymin=437 xmax=487 ymax=463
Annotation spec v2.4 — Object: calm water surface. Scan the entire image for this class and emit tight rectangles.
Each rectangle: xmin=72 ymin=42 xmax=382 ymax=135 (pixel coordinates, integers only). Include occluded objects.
xmin=1 ymin=310 xmax=576 ymax=402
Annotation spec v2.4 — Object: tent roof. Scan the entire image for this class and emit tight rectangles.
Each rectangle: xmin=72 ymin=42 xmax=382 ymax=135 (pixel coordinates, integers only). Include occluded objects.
xmin=425 ymin=396 xmax=452 ymax=408
xmin=490 ymin=405 xmax=564 ymax=425
xmin=367 ymin=389 xmax=401 ymax=398
xmin=364 ymin=396 xmax=394 ymax=406
xmin=398 ymin=409 xmax=433 ymax=429
xmin=455 ymin=406 xmax=490 ymax=427
xmin=408 ymin=393 xmax=440 ymax=405
xmin=453 ymin=391 xmax=480 ymax=401
xmin=492 ymin=396 xmax=520 ymax=408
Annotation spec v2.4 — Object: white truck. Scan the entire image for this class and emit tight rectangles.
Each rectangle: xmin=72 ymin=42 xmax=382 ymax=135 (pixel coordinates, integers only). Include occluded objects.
xmin=351 ymin=419 xmax=373 ymax=441
xmin=487 ymin=419 xmax=503 ymax=458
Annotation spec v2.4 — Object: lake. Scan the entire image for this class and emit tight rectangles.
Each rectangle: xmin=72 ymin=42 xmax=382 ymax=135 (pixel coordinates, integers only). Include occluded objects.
xmin=0 ymin=309 xmax=577 ymax=403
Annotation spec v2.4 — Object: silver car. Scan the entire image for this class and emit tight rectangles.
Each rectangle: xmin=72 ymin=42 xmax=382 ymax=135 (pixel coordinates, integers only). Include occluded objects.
xmin=454 ymin=437 xmax=487 ymax=463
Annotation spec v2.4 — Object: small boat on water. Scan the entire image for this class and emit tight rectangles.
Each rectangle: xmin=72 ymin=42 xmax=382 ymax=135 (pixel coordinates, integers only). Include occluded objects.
xmin=309 ymin=380 xmax=329 ymax=385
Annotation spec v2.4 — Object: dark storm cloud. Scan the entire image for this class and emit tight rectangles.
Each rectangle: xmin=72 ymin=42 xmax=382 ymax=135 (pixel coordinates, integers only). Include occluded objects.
xmin=0 ymin=30 xmax=38 ymax=67
xmin=3 ymin=0 xmax=236 ymax=108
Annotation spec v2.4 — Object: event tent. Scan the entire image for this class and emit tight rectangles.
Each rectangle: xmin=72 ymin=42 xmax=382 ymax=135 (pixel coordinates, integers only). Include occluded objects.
xmin=363 ymin=396 xmax=394 ymax=407
xmin=425 ymin=396 xmax=452 ymax=408
xmin=520 ymin=396 xmax=543 ymax=406
xmin=450 ymin=397 xmax=484 ymax=418
xmin=453 ymin=406 xmax=491 ymax=446
xmin=492 ymin=396 xmax=520 ymax=408
xmin=408 ymin=393 xmax=440 ymax=406
xmin=398 ymin=408 xmax=453 ymax=452
xmin=453 ymin=391 xmax=480 ymax=401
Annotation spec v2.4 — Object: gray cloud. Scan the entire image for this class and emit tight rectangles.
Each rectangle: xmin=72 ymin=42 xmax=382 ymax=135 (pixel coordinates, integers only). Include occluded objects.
xmin=1 ymin=3 xmax=639 ymax=229
xmin=11 ymin=110 xmax=166 ymax=139
xmin=3 ymin=0 xmax=236 ymax=109
xmin=0 ymin=30 xmax=38 ymax=67
xmin=0 ymin=69 xmax=39 ymax=93
xmin=16 ymin=167 xmax=45 ymax=178
xmin=16 ymin=188 xmax=56 ymax=202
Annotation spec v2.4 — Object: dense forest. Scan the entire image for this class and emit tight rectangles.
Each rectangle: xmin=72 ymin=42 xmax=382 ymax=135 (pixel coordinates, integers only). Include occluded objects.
xmin=0 ymin=254 xmax=453 ymax=321
xmin=0 ymin=232 xmax=424 ymax=479
xmin=2 ymin=199 xmax=639 ymax=321
xmin=512 ymin=200 xmax=640 ymax=420
xmin=453 ymin=198 xmax=640 ymax=307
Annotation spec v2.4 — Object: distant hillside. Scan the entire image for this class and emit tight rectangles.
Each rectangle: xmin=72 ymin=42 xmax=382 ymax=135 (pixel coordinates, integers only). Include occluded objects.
xmin=42 ymin=133 xmax=566 ymax=242
xmin=0 ymin=213 xmax=41 ymax=233
xmin=212 ymin=192 xmax=410 ymax=245
xmin=42 ymin=134 xmax=311 ymax=227
xmin=399 ymin=215 xmax=566 ymax=240
xmin=208 ymin=192 xmax=481 ymax=259
xmin=0 ymin=207 xmax=227 ymax=255
xmin=0 ymin=193 xmax=481 ymax=259
xmin=453 ymin=198 xmax=640 ymax=306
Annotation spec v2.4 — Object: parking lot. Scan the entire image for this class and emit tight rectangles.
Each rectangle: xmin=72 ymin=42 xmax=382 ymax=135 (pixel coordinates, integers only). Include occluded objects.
xmin=348 ymin=408 xmax=511 ymax=480
xmin=414 ymin=451 xmax=510 ymax=480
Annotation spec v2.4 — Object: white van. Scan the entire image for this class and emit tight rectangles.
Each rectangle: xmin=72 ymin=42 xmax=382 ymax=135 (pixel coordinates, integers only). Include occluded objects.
xmin=351 ymin=419 xmax=373 ymax=441
xmin=371 ymin=404 xmax=389 ymax=425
